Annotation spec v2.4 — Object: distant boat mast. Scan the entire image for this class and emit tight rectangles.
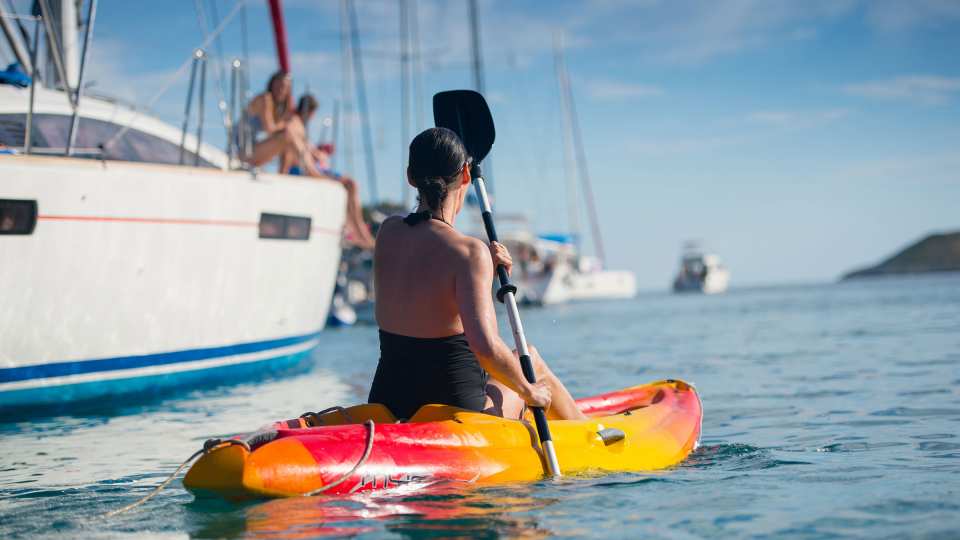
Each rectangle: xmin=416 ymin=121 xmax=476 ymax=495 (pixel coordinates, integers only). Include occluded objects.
xmin=467 ymin=0 xmax=493 ymax=193
xmin=345 ymin=0 xmax=379 ymax=203
xmin=553 ymin=35 xmax=606 ymax=267
xmin=553 ymin=34 xmax=581 ymax=251
xmin=399 ymin=0 xmax=411 ymax=206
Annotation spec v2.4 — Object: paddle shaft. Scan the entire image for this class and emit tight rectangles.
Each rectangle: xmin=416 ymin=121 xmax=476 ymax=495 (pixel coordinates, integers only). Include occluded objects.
xmin=471 ymin=164 xmax=562 ymax=479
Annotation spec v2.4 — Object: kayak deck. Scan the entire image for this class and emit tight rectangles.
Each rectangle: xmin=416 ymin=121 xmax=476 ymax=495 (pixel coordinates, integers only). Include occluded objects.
xmin=184 ymin=379 xmax=702 ymax=499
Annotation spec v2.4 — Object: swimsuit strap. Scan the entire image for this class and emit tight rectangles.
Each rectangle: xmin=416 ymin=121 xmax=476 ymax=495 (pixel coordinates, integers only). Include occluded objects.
xmin=403 ymin=211 xmax=450 ymax=227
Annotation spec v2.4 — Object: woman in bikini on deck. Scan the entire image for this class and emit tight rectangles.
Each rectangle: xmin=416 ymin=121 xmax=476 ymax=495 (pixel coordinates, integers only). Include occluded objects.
xmin=245 ymin=75 xmax=374 ymax=249
xmin=369 ymin=127 xmax=586 ymax=421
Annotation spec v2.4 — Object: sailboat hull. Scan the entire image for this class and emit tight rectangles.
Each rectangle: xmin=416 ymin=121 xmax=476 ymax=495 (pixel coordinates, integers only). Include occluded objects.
xmin=0 ymin=156 xmax=346 ymax=408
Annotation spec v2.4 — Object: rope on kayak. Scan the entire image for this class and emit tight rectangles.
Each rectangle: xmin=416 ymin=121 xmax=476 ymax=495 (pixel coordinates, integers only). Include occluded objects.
xmin=99 ymin=438 xmax=250 ymax=519
xmin=304 ymin=419 xmax=375 ymax=496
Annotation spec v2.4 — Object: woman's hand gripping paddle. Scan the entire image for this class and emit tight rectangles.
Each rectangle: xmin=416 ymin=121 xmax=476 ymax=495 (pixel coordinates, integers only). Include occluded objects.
xmin=433 ymin=90 xmax=562 ymax=479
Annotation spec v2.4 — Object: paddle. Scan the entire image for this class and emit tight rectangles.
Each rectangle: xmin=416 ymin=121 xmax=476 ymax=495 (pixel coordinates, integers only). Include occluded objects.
xmin=433 ymin=89 xmax=562 ymax=478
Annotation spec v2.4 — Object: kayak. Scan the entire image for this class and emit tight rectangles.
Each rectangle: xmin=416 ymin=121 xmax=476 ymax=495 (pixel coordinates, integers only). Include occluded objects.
xmin=184 ymin=379 xmax=702 ymax=500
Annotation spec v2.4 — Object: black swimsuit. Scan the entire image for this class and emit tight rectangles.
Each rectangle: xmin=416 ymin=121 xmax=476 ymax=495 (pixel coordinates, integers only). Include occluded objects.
xmin=367 ymin=211 xmax=489 ymax=419
xmin=368 ymin=330 xmax=489 ymax=419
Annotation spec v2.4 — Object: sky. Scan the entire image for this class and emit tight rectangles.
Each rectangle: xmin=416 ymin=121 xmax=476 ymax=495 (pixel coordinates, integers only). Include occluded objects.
xmin=4 ymin=0 xmax=958 ymax=289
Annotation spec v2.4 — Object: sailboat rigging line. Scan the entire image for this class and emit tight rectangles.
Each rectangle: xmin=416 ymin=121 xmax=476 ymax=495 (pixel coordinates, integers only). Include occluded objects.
xmin=193 ymin=0 xmax=231 ymax=138
xmin=195 ymin=51 xmax=207 ymax=166
xmin=399 ymin=0 xmax=410 ymax=206
xmin=558 ymin=47 xmax=606 ymax=267
xmin=466 ymin=0 xmax=492 ymax=193
xmin=467 ymin=0 xmax=484 ymax=94
xmin=409 ymin=0 xmax=425 ymax=131
xmin=347 ymin=0 xmax=379 ymax=203
xmin=66 ymin=0 xmax=97 ymax=156
xmin=330 ymin=99 xmax=341 ymax=169
xmin=240 ymin=1 xmax=250 ymax=98
xmin=37 ymin=0 xmax=75 ymax=107
xmin=101 ymin=0 xmax=246 ymax=154
xmin=179 ymin=52 xmax=201 ymax=165
xmin=207 ymin=0 xmax=229 ymax=98
xmin=0 ymin=3 xmax=33 ymax=72
xmin=24 ymin=16 xmax=40 ymax=154
xmin=553 ymin=35 xmax=580 ymax=249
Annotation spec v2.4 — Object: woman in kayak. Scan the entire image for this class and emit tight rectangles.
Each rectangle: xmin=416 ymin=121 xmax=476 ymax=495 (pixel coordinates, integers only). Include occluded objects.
xmin=369 ymin=127 xmax=586 ymax=421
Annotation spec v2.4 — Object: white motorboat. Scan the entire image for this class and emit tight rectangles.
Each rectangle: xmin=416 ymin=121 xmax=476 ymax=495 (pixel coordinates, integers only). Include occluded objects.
xmin=672 ymin=243 xmax=730 ymax=294
xmin=0 ymin=2 xmax=345 ymax=408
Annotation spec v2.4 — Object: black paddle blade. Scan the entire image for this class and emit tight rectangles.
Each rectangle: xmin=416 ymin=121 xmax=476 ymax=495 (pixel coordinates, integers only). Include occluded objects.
xmin=433 ymin=90 xmax=496 ymax=163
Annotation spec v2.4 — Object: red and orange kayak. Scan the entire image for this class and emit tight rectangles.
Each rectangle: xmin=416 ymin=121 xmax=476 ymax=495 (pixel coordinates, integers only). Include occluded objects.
xmin=184 ymin=379 xmax=702 ymax=499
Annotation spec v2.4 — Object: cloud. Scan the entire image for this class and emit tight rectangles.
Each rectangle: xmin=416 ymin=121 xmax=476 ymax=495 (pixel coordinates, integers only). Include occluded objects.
xmin=833 ymin=151 xmax=960 ymax=185
xmin=842 ymin=75 xmax=960 ymax=105
xmin=864 ymin=0 xmax=960 ymax=31
xmin=567 ymin=0 xmax=858 ymax=65
xmin=586 ymin=80 xmax=663 ymax=101
xmin=746 ymin=108 xmax=851 ymax=128
xmin=627 ymin=134 xmax=741 ymax=156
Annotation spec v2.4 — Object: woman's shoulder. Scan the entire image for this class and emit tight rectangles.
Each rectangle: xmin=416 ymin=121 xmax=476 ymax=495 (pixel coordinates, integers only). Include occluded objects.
xmin=248 ymin=92 xmax=266 ymax=109
xmin=380 ymin=214 xmax=405 ymax=230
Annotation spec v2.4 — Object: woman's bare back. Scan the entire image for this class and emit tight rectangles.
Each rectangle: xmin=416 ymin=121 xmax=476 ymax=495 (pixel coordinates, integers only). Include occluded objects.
xmin=374 ymin=215 xmax=483 ymax=338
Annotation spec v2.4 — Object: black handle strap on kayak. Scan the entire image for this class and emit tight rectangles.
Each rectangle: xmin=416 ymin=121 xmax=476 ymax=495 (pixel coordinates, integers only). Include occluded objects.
xmin=434 ymin=89 xmax=561 ymax=478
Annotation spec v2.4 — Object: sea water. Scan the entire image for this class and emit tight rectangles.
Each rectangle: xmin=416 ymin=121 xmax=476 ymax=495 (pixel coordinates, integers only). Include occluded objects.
xmin=1 ymin=274 xmax=958 ymax=538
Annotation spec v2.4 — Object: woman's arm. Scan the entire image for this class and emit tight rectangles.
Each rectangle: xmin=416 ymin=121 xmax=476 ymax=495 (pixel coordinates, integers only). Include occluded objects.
xmin=455 ymin=239 xmax=550 ymax=408
xmin=259 ymin=93 xmax=287 ymax=133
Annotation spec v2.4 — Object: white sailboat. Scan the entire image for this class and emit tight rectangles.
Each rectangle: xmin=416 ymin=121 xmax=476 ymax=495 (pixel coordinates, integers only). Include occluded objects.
xmin=0 ymin=1 xmax=345 ymax=408
xmin=502 ymin=36 xmax=636 ymax=306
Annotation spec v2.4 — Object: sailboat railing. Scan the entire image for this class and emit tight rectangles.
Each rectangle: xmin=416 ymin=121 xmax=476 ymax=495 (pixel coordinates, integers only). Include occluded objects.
xmin=24 ymin=14 xmax=40 ymax=154
xmin=66 ymin=0 xmax=97 ymax=156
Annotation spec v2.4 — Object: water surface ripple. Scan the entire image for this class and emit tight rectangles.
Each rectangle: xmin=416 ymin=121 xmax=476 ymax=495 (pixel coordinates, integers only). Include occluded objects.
xmin=1 ymin=275 xmax=958 ymax=538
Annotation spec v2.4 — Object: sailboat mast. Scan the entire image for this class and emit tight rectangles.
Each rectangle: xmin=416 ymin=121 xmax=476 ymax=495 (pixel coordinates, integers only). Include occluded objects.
xmin=346 ymin=0 xmax=379 ymax=203
xmin=467 ymin=0 xmax=493 ymax=192
xmin=556 ymin=40 xmax=607 ymax=266
xmin=338 ymin=0 xmax=356 ymax=177
xmin=266 ymin=0 xmax=290 ymax=72
xmin=410 ymin=0 xmax=425 ymax=131
xmin=553 ymin=35 xmax=581 ymax=250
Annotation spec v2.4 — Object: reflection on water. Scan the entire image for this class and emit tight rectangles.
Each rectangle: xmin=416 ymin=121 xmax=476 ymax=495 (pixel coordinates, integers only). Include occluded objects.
xmin=201 ymin=486 xmax=556 ymax=538
xmin=1 ymin=275 xmax=959 ymax=538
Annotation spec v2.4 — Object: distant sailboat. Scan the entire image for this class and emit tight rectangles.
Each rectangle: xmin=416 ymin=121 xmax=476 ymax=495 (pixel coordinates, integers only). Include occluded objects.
xmin=493 ymin=36 xmax=636 ymax=305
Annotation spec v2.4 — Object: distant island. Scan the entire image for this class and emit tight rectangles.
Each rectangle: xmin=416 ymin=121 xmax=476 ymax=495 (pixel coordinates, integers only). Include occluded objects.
xmin=842 ymin=231 xmax=960 ymax=280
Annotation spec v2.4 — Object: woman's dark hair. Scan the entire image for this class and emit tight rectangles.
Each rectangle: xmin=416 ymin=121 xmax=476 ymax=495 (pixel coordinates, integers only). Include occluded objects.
xmin=266 ymin=71 xmax=290 ymax=117
xmin=408 ymin=127 xmax=469 ymax=211
xmin=297 ymin=94 xmax=318 ymax=116
xmin=266 ymin=70 xmax=289 ymax=94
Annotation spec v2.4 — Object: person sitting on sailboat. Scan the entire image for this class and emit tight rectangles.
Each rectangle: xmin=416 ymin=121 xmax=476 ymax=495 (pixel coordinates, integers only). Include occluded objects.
xmin=244 ymin=71 xmax=297 ymax=167
xmin=280 ymin=94 xmax=375 ymax=250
